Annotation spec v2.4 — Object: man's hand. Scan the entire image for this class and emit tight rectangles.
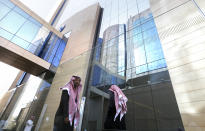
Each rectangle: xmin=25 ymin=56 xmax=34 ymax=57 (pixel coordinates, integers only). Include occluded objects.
xmin=64 ymin=117 xmax=69 ymax=124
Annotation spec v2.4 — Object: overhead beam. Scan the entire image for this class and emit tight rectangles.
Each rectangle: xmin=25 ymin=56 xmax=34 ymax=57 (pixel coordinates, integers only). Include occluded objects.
xmin=0 ymin=37 xmax=51 ymax=76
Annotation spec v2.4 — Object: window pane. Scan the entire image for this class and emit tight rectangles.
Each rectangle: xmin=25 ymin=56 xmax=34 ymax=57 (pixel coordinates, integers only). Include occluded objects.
xmin=130 ymin=26 xmax=141 ymax=38
xmin=134 ymin=45 xmax=147 ymax=66
xmin=148 ymin=59 xmax=166 ymax=71
xmin=0 ymin=2 xmax=11 ymax=20
xmin=0 ymin=0 xmax=15 ymax=8
xmin=141 ymin=19 xmax=155 ymax=31
xmin=16 ymin=20 xmax=40 ymax=42
xmin=0 ymin=27 xmax=13 ymax=40
xmin=143 ymin=27 xmax=158 ymax=39
xmin=136 ymin=64 xmax=148 ymax=74
xmin=146 ymin=49 xmax=164 ymax=62
xmin=13 ymin=6 xmax=30 ymax=19
xmin=144 ymin=36 xmax=161 ymax=52
xmin=11 ymin=36 xmax=30 ymax=49
xmin=28 ymin=17 xmax=42 ymax=27
xmin=27 ymin=44 xmax=38 ymax=53
xmin=0 ymin=11 xmax=26 ymax=33
xmin=132 ymin=33 xmax=143 ymax=47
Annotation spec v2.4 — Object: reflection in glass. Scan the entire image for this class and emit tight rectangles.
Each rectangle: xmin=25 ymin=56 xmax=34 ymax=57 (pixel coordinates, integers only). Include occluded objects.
xmin=0 ymin=0 xmax=67 ymax=68
xmin=0 ymin=0 xmax=15 ymax=8
xmin=13 ymin=6 xmax=30 ymax=19
xmin=0 ymin=28 xmax=13 ymax=40
xmin=11 ymin=36 xmax=30 ymax=49
xmin=83 ymin=0 xmax=184 ymax=130
xmin=0 ymin=2 xmax=11 ymax=20
xmin=16 ymin=21 xmax=40 ymax=42
xmin=0 ymin=11 xmax=26 ymax=33
xmin=100 ymin=24 xmax=125 ymax=76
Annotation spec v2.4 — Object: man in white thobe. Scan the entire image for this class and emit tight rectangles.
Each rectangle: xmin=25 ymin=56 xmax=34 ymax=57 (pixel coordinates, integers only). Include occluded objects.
xmin=24 ymin=116 xmax=34 ymax=131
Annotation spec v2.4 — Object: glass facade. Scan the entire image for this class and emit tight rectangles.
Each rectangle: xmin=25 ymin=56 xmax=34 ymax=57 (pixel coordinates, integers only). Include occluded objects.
xmin=0 ymin=0 xmax=48 ymax=52
xmin=126 ymin=9 xmax=167 ymax=79
xmin=4 ymin=0 xmax=205 ymax=130
xmin=0 ymin=1 xmax=67 ymax=129
xmin=100 ymin=24 xmax=126 ymax=76
xmin=39 ymin=33 xmax=67 ymax=67
xmin=82 ymin=0 xmax=184 ymax=130
xmin=0 ymin=0 xmax=67 ymax=67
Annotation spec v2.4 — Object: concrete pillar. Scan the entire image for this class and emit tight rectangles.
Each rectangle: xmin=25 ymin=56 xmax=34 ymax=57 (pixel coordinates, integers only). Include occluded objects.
xmin=39 ymin=3 xmax=101 ymax=131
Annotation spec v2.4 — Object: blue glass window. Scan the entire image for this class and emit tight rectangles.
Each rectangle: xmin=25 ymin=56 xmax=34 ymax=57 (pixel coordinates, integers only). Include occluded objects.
xmin=16 ymin=21 xmax=40 ymax=42
xmin=0 ymin=28 xmax=13 ymax=40
xmin=45 ymin=37 xmax=67 ymax=67
xmin=27 ymin=44 xmax=38 ymax=53
xmin=133 ymin=33 xmax=143 ymax=47
xmin=111 ymin=76 xmax=117 ymax=85
xmin=0 ymin=11 xmax=26 ymax=33
xmin=28 ymin=17 xmax=42 ymax=27
xmin=131 ymin=26 xmax=141 ymax=37
xmin=13 ymin=6 xmax=30 ymax=19
xmin=0 ymin=2 xmax=11 ymax=20
xmin=133 ymin=18 xmax=141 ymax=27
xmin=144 ymin=37 xmax=161 ymax=51
xmin=48 ymin=39 xmax=61 ymax=63
xmin=95 ymin=38 xmax=103 ymax=61
xmin=146 ymin=49 xmax=164 ymax=63
xmin=134 ymin=45 xmax=147 ymax=66
xmin=11 ymin=36 xmax=30 ymax=49
xmin=141 ymin=19 xmax=155 ymax=31
xmin=130 ymin=15 xmax=166 ymax=75
xmin=0 ymin=0 xmax=15 ymax=9
xmin=136 ymin=64 xmax=148 ymax=74
xmin=143 ymin=27 xmax=158 ymax=39
xmin=92 ymin=65 xmax=101 ymax=86
xmin=148 ymin=59 xmax=166 ymax=71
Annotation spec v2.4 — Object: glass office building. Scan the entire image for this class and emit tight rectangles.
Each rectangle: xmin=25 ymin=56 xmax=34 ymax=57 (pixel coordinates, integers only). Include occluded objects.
xmin=3 ymin=0 xmax=205 ymax=130
xmin=82 ymin=0 xmax=184 ymax=130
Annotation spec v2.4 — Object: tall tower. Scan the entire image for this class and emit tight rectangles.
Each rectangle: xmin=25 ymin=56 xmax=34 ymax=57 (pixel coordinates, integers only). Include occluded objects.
xmin=100 ymin=24 xmax=126 ymax=76
xmin=126 ymin=9 xmax=166 ymax=80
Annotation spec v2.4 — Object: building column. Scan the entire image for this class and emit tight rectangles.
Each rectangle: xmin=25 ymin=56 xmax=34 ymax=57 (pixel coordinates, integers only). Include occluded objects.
xmin=38 ymin=4 xmax=101 ymax=131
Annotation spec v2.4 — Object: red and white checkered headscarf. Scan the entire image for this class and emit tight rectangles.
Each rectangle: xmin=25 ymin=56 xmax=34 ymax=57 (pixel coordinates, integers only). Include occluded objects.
xmin=109 ymin=85 xmax=128 ymax=121
xmin=60 ymin=76 xmax=82 ymax=128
